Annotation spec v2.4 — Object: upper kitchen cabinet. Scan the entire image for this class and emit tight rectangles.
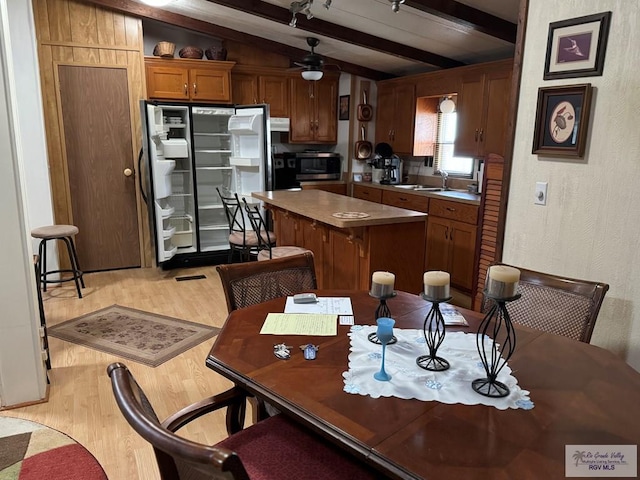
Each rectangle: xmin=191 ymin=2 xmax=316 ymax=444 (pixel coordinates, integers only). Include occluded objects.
xmin=145 ymin=58 xmax=235 ymax=103
xmin=231 ymin=66 xmax=290 ymax=117
xmin=454 ymin=60 xmax=512 ymax=158
xmin=289 ymin=75 xmax=338 ymax=144
xmin=375 ymin=81 xmax=416 ymax=154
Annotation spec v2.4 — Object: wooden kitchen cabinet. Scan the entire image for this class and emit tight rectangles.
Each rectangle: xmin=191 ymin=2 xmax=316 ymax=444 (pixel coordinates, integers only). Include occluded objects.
xmin=454 ymin=60 xmax=512 ymax=158
xmin=145 ymin=58 xmax=235 ymax=103
xmin=289 ymin=75 xmax=338 ymax=144
xmin=352 ymin=184 xmax=382 ymax=203
xmin=425 ymin=198 xmax=479 ymax=291
xmin=231 ymin=66 xmax=290 ymax=117
xmin=381 ymin=189 xmax=429 ymax=213
xmin=375 ymin=81 xmax=416 ymax=154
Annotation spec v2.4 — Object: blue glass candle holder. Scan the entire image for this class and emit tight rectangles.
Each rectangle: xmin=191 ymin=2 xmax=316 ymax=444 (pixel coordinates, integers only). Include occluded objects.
xmin=373 ymin=317 xmax=395 ymax=382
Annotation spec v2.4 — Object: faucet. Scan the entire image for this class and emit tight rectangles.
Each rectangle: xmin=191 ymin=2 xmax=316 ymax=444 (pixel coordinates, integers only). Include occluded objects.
xmin=441 ymin=170 xmax=449 ymax=190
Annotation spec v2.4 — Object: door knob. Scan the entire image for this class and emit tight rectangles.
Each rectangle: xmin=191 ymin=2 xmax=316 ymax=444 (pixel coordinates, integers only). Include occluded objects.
xmin=124 ymin=168 xmax=133 ymax=177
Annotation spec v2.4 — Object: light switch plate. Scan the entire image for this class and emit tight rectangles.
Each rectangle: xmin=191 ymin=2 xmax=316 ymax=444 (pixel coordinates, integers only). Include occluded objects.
xmin=535 ymin=182 xmax=548 ymax=205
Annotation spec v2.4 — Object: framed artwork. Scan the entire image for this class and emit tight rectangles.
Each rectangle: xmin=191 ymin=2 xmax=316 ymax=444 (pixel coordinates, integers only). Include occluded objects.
xmin=544 ymin=11 xmax=611 ymax=80
xmin=339 ymin=95 xmax=350 ymax=120
xmin=532 ymin=84 xmax=593 ymax=157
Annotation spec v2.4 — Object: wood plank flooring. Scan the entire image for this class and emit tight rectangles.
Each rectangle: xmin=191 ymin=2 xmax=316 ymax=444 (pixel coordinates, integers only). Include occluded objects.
xmin=0 ymin=266 xmax=238 ymax=480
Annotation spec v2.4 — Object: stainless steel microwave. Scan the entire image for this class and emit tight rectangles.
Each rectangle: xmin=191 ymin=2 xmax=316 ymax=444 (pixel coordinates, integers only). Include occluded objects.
xmin=274 ymin=152 xmax=341 ymax=189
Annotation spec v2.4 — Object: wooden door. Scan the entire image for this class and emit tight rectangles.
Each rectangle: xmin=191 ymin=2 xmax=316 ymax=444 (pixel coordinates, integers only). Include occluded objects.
xmin=289 ymin=77 xmax=315 ymax=142
xmin=260 ymin=75 xmax=289 ymax=117
xmin=190 ymin=68 xmax=231 ymax=103
xmin=481 ymin=69 xmax=512 ymax=157
xmin=455 ymin=74 xmax=484 ymax=157
xmin=145 ymin=64 xmax=189 ymax=100
xmin=391 ymin=83 xmax=416 ymax=154
xmin=58 ymin=65 xmax=140 ymax=272
xmin=232 ymin=73 xmax=258 ymax=105
xmin=425 ymin=218 xmax=450 ymax=273
xmin=314 ymin=77 xmax=338 ymax=143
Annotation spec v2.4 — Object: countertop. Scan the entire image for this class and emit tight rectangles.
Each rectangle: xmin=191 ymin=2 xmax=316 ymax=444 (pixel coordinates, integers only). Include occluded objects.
xmin=252 ymin=190 xmax=428 ymax=228
xmin=355 ymin=182 xmax=481 ymax=206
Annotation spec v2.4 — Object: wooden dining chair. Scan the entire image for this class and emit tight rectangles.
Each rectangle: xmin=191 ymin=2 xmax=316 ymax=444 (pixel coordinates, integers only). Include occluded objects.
xmin=241 ymin=199 xmax=310 ymax=261
xmin=217 ymin=188 xmax=276 ymax=263
xmin=483 ymin=263 xmax=609 ymax=343
xmin=108 ymin=362 xmax=378 ymax=480
xmin=216 ymin=252 xmax=317 ymax=313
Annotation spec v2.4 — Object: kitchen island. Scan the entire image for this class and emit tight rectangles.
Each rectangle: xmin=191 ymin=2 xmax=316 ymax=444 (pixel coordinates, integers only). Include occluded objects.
xmin=252 ymin=190 xmax=428 ymax=292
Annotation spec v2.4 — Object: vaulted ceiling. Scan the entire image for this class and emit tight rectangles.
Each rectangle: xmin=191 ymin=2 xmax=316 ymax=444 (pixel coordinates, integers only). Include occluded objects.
xmin=89 ymin=0 xmax=521 ymax=81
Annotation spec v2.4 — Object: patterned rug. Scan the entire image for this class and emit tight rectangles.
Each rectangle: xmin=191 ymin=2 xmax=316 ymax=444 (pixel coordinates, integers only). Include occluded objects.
xmin=48 ymin=305 xmax=220 ymax=367
xmin=0 ymin=416 xmax=107 ymax=479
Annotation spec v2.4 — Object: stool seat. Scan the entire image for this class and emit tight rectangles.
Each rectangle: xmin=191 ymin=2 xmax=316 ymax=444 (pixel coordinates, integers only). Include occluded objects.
xmin=31 ymin=224 xmax=84 ymax=299
xmin=31 ymin=225 xmax=79 ymax=239
xmin=257 ymin=246 xmax=311 ymax=261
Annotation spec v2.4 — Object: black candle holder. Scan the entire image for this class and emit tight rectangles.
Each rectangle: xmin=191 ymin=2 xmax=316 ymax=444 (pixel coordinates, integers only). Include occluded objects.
xmin=416 ymin=294 xmax=452 ymax=371
xmin=472 ymin=292 xmax=521 ymax=398
xmin=368 ymin=291 xmax=397 ymax=345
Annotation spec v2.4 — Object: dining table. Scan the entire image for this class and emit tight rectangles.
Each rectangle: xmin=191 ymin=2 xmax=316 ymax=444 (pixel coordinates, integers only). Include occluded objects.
xmin=205 ymin=290 xmax=640 ymax=479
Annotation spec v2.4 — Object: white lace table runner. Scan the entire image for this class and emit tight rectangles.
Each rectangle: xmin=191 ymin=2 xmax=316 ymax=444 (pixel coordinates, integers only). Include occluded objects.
xmin=342 ymin=326 xmax=534 ymax=410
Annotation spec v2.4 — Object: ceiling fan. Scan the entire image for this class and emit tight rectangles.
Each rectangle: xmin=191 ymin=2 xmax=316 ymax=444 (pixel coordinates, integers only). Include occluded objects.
xmin=291 ymin=37 xmax=338 ymax=81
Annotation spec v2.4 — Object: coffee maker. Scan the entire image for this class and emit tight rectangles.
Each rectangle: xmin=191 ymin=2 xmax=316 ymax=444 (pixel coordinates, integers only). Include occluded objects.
xmin=380 ymin=155 xmax=403 ymax=185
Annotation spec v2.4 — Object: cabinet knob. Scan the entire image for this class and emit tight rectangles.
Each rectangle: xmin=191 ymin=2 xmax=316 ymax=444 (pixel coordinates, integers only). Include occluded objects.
xmin=478 ymin=129 xmax=484 ymax=142
xmin=474 ymin=129 xmax=479 ymax=142
xmin=193 ymin=83 xmax=197 ymax=95
xmin=183 ymin=83 xmax=188 ymax=95
xmin=123 ymin=168 xmax=133 ymax=177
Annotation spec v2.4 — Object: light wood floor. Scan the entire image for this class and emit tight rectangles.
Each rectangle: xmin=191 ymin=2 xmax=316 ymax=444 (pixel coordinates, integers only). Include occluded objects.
xmin=0 ymin=266 xmax=239 ymax=480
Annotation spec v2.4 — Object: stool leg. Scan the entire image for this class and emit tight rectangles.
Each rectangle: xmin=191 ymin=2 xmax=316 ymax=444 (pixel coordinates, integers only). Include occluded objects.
xmin=68 ymin=236 xmax=85 ymax=288
xmin=61 ymin=237 xmax=82 ymax=298
xmin=39 ymin=239 xmax=47 ymax=292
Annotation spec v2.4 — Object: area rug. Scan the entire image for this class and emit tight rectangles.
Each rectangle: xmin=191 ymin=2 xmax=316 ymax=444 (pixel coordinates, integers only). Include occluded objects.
xmin=48 ymin=304 xmax=220 ymax=367
xmin=0 ymin=416 xmax=107 ymax=479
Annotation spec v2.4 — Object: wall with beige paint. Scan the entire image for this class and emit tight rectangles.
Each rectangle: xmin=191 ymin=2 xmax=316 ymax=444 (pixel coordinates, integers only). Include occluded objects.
xmin=504 ymin=0 xmax=640 ymax=370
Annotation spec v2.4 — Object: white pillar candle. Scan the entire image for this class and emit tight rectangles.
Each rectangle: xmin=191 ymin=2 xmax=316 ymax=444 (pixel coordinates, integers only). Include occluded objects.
xmin=423 ymin=271 xmax=450 ymax=300
xmin=486 ymin=265 xmax=520 ymax=298
xmin=371 ymin=271 xmax=395 ymax=297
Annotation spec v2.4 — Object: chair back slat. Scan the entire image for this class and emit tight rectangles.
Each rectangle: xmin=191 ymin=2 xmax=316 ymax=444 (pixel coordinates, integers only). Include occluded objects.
xmin=482 ymin=264 xmax=609 ymax=343
xmin=217 ymin=253 xmax=317 ymax=313
xmin=107 ymin=363 xmax=246 ymax=480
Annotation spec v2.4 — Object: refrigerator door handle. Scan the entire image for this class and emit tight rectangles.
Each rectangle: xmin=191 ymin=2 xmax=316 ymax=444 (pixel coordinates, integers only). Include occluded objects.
xmin=138 ymin=147 xmax=147 ymax=204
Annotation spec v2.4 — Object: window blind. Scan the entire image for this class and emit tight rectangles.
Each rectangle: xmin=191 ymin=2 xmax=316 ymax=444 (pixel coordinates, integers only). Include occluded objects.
xmin=434 ymin=111 xmax=474 ymax=177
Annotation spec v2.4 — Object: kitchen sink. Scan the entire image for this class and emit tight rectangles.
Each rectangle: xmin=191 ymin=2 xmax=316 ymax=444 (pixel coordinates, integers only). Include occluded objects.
xmin=393 ymin=185 xmax=418 ymax=189
xmin=393 ymin=185 xmax=472 ymax=193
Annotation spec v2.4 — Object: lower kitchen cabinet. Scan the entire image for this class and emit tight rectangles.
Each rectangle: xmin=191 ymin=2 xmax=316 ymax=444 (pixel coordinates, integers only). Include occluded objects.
xmin=425 ymin=198 xmax=479 ymax=291
xmin=352 ymin=183 xmax=382 ymax=203
xmin=381 ymin=189 xmax=429 ymax=213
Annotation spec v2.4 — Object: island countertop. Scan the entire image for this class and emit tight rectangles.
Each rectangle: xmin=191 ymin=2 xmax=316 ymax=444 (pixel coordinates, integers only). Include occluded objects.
xmin=252 ymin=190 xmax=427 ymax=228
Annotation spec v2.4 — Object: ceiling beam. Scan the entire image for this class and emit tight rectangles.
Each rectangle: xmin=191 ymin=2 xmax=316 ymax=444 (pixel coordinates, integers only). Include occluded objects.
xmin=404 ymin=0 xmax=517 ymax=43
xmin=81 ymin=0 xmax=392 ymax=80
xmin=203 ymin=0 xmax=464 ymax=69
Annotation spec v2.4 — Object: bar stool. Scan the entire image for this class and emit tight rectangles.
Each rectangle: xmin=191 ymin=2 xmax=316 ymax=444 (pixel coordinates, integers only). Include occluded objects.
xmin=31 ymin=224 xmax=85 ymax=298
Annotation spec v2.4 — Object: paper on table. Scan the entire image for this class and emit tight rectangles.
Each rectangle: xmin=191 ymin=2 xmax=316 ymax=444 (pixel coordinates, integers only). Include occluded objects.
xmin=284 ymin=297 xmax=353 ymax=315
xmin=260 ymin=313 xmax=337 ymax=336
xmin=440 ymin=303 xmax=469 ymax=326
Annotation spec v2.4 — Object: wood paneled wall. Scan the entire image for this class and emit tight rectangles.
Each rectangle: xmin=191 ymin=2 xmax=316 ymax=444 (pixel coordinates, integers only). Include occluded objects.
xmin=473 ymin=154 xmax=504 ymax=310
xmin=32 ymin=0 xmax=151 ymax=267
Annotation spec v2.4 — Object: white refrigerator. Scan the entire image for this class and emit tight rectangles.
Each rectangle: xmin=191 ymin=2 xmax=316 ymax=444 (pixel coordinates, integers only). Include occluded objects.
xmin=141 ymin=101 xmax=271 ymax=267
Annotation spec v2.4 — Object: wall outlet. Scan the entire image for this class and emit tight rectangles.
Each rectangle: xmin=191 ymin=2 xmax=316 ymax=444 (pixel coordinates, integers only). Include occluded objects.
xmin=534 ymin=182 xmax=548 ymax=205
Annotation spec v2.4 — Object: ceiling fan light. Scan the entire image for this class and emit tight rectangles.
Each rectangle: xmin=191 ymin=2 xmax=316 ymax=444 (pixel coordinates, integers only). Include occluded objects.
xmin=440 ymin=97 xmax=456 ymax=113
xmin=301 ymin=69 xmax=323 ymax=81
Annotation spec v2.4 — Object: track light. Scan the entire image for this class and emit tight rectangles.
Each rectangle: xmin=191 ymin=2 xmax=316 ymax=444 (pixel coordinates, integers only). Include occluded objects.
xmin=389 ymin=0 xmax=405 ymax=12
